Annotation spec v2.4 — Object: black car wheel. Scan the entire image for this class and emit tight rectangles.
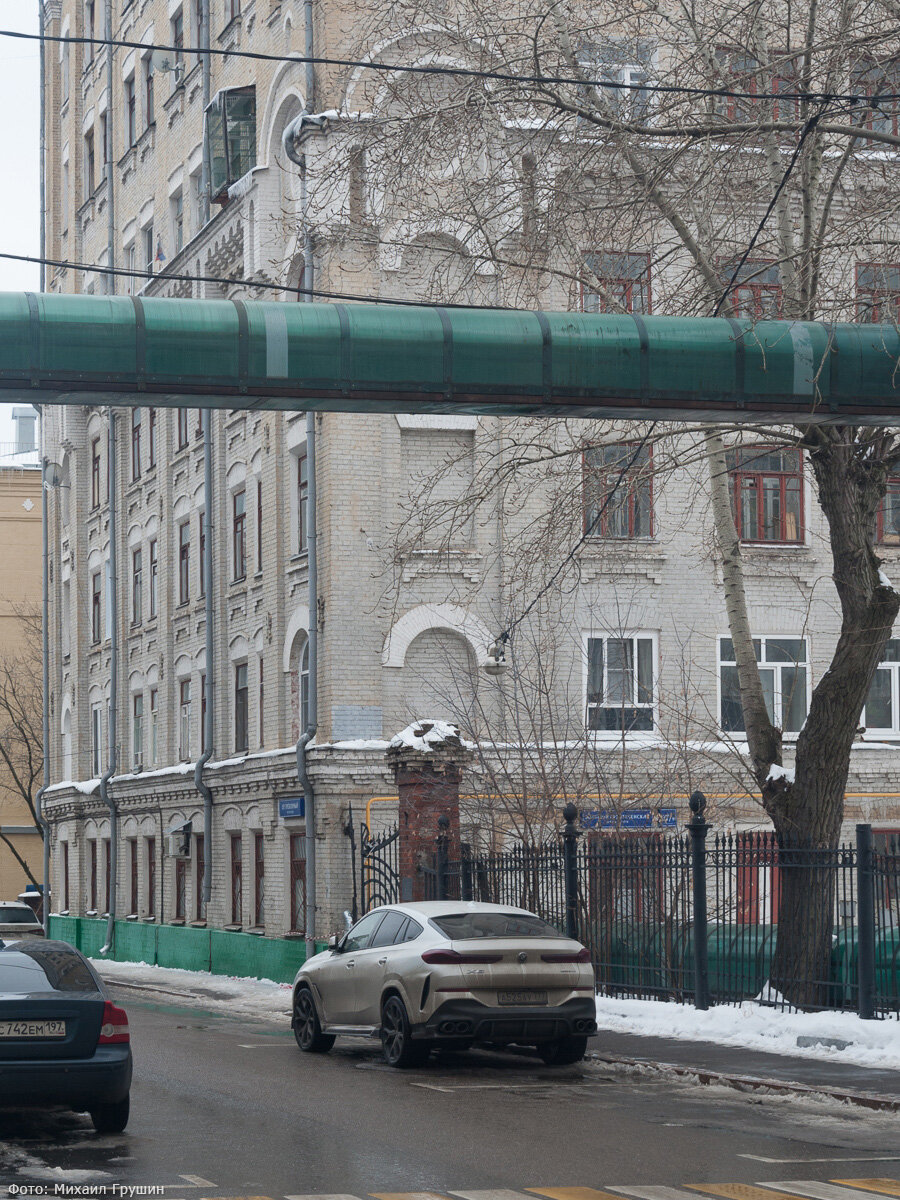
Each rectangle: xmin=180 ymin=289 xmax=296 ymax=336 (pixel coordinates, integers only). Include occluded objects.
xmin=293 ymin=987 xmax=335 ymax=1053
xmin=89 ymin=1093 xmax=130 ymax=1134
xmin=380 ymin=995 xmax=429 ymax=1068
xmin=537 ymin=1035 xmax=588 ymax=1066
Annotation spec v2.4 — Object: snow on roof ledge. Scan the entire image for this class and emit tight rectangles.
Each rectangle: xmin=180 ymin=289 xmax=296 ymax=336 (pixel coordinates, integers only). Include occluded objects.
xmin=387 ymin=719 xmax=474 ymax=756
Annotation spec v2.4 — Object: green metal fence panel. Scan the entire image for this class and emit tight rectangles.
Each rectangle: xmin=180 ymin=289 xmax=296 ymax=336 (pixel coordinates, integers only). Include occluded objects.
xmin=113 ymin=920 xmax=159 ymax=964
xmin=156 ymin=924 xmax=212 ymax=973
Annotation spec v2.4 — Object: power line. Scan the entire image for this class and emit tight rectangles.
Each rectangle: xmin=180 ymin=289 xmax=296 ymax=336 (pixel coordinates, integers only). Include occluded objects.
xmin=1 ymin=26 xmax=896 ymax=105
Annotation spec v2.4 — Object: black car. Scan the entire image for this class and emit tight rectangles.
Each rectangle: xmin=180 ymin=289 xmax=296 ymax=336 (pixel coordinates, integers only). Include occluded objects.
xmin=0 ymin=938 xmax=132 ymax=1133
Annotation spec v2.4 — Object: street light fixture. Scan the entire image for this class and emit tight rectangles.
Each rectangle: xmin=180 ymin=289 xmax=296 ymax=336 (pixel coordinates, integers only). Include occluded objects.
xmin=483 ymin=638 xmax=509 ymax=677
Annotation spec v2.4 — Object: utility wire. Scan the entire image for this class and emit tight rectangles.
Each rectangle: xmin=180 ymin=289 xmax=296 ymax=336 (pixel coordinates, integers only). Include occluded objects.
xmin=2 ymin=27 xmax=897 ymax=105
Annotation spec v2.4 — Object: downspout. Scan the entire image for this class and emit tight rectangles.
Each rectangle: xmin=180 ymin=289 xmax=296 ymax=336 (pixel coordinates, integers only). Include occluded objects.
xmin=36 ymin=425 xmax=52 ymax=933
xmin=195 ymin=408 xmax=214 ymax=912
xmin=99 ymin=411 xmax=118 ymax=954
xmin=38 ymin=0 xmax=46 ymax=294
xmin=284 ymin=0 xmax=319 ymax=964
xmin=105 ymin=0 xmax=115 ymax=292
xmin=199 ymin=0 xmax=210 ymax=227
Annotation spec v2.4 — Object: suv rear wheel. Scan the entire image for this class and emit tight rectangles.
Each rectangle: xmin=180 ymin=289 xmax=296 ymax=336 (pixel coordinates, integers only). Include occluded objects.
xmin=537 ymin=1035 xmax=588 ymax=1066
xmin=381 ymin=995 xmax=429 ymax=1068
xmin=89 ymin=1093 xmax=130 ymax=1134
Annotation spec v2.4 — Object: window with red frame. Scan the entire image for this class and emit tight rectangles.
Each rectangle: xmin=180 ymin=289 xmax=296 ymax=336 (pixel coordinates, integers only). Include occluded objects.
xmin=851 ymin=59 xmax=900 ymax=137
xmin=718 ymin=260 xmax=782 ymax=320
xmin=177 ymin=408 xmax=190 ymax=450
xmin=233 ymin=489 xmax=246 ymax=581
xmin=91 ymin=438 xmax=101 ymax=508
xmin=726 ymin=446 xmax=803 ymax=543
xmin=131 ymin=408 xmax=141 ymax=480
xmin=714 ymin=48 xmax=799 ymax=124
xmin=857 ymin=263 xmax=900 ymax=323
xmin=148 ymin=407 xmax=157 ymax=467
xmin=175 ymin=856 xmax=186 ymax=920
xmin=104 ymin=839 xmax=111 ymax=914
xmin=62 ymin=841 xmax=70 ymax=911
xmin=129 ymin=838 xmax=138 ymax=915
xmin=195 ymin=833 xmax=205 ymax=920
xmin=230 ymin=833 xmax=242 ymax=924
xmin=178 ymin=521 xmax=190 ymax=604
xmin=290 ymin=834 xmax=306 ymax=932
xmin=583 ymin=442 xmax=652 ymax=538
xmin=582 ymin=251 xmax=650 ymax=314
xmin=254 ymin=832 xmax=264 ymax=926
xmin=877 ymin=476 xmax=900 ymax=544
xmin=89 ymin=840 xmax=98 ymax=911
xmin=91 ymin=572 xmax=102 ymax=644
xmin=146 ymin=836 xmax=156 ymax=918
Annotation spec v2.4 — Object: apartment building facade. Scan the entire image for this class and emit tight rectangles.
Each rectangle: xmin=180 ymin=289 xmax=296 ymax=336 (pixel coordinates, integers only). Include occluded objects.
xmin=38 ymin=0 xmax=900 ymax=937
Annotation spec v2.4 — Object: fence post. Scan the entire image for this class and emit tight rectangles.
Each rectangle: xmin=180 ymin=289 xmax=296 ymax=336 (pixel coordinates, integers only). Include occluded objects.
xmin=688 ymin=791 xmax=710 ymax=1011
xmin=461 ymin=843 xmax=473 ymax=902
xmin=562 ymin=802 xmax=580 ymax=940
xmin=856 ymin=823 xmax=877 ymax=1021
xmin=436 ymin=814 xmax=450 ymax=902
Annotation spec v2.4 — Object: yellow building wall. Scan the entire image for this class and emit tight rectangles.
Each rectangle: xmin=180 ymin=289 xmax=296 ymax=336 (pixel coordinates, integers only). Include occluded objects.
xmin=0 ymin=466 xmax=43 ymax=899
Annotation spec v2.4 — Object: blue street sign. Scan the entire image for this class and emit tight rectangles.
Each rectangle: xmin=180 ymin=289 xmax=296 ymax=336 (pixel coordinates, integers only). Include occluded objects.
xmin=579 ymin=806 xmax=679 ymax=830
xmin=279 ymin=795 xmax=305 ymax=820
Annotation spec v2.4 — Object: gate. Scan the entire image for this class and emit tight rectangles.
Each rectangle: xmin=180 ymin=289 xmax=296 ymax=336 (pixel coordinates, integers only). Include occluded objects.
xmin=360 ymin=821 xmax=400 ymax=913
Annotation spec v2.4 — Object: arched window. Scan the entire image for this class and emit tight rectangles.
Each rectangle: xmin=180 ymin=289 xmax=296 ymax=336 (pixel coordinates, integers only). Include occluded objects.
xmin=300 ymin=637 xmax=310 ymax=733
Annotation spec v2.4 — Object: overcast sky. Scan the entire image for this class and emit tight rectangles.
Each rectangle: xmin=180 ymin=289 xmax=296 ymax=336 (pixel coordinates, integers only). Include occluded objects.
xmin=0 ymin=4 xmax=40 ymax=449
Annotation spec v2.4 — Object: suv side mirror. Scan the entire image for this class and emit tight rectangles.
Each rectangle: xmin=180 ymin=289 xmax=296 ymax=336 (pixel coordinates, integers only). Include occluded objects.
xmin=328 ymin=934 xmax=342 ymax=952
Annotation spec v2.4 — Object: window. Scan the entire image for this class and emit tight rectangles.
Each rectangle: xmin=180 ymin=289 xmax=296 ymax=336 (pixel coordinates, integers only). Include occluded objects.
xmin=233 ymin=489 xmax=246 ymax=581
xmin=857 ymin=263 xmax=900 ymax=324
xmin=171 ymin=9 xmax=184 ymax=72
xmin=227 ymin=0 xmax=241 ymax=22
xmin=258 ymin=658 xmax=264 ymax=748
xmin=104 ymin=560 xmax=112 ymax=639
xmin=85 ymin=1 xmax=95 ymax=62
xmin=851 ymin=59 xmax=900 ymax=137
xmin=300 ymin=637 xmax=310 ymax=734
xmin=727 ymin=446 xmax=803 ymax=543
xmin=580 ymin=42 xmax=653 ymax=122
xmin=877 ymin=477 xmax=900 ymax=544
xmin=89 ymin=840 xmax=98 ymax=912
xmin=719 ymin=636 xmax=809 ymax=734
xmin=132 ymin=693 xmax=143 ymax=768
xmin=131 ymin=547 xmax=142 ymax=625
xmin=254 ymin=832 xmax=264 ymax=926
xmin=290 ymin=834 xmax=306 ymax=932
xmin=863 ymin=639 xmax=900 ymax=735
xmin=715 ymin=48 xmax=799 ymax=124
xmin=230 ymin=834 xmax=242 ymax=923
xmin=178 ymin=521 xmax=190 ymax=604
xmin=131 ymin=408 xmax=141 ymax=479
xmin=62 ymin=40 xmax=70 ymax=105
xmin=143 ymin=56 xmax=154 ymax=127
xmin=195 ymin=833 xmax=206 ymax=920
xmin=84 ymin=127 xmax=95 ymax=196
xmin=586 ymin=635 xmax=655 ymax=732
xmin=297 ymin=451 xmax=308 ymax=553
xmin=91 ymin=704 xmax=102 ymax=776
xmin=124 ymin=76 xmax=136 ymax=147
xmin=91 ymin=572 xmax=102 ymax=644
xmin=177 ymin=408 xmax=190 ymax=449
xmin=205 ymin=86 xmax=256 ymax=202
xmin=99 ymin=113 xmax=109 ymax=175
xmin=582 ymin=251 xmax=651 ymax=314
xmin=149 ymin=688 xmax=158 ymax=765
xmin=144 ymin=224 xmax=154 ymax=279
xmin=172 ymin=192 xmax=184 ymax=256
xmin=200 ymin=673 xmax=208 ymax=754
xmin=179 ymin=679 xmax=191 ymax=761
xmin=129 ymin=839 xmax=138 ymax=915
xmin=584 ymin=442 xmax=652 ymax=538
xmin=147 ymin=407 xmax=157 ymax=467
xmin=146 ymin=836 xmax=156 ymax=917
xmin=62 ymin=842 xmax=70 ymax=912
xmin=199 ymin=509 xmax=206 ymax=597
xmin=235 ymin=663 xmax=249 ymax=752
xmin=149 ymin=539 xmax=158 ymax=618
xmin=342 ymin=910 xmax=384 ymax=953
xmin=91 ymin=437 xmax=101 ymax=507
xmin=256 ymin=477 xmax=263 ymax=573
xmin=718 ymin=260 xmax=782 ymax=320
xmin=175 ymin=857 xmax=186 ymax=920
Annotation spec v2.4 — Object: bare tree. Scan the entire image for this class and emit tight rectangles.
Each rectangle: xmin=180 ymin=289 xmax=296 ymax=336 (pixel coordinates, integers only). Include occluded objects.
xmin=0 ymin=608 xmax=43 ymax=888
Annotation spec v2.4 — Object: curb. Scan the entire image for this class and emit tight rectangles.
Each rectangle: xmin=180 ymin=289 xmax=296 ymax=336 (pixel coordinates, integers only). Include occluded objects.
xmin=590 ymin=1051 xmax=900 ymax=1112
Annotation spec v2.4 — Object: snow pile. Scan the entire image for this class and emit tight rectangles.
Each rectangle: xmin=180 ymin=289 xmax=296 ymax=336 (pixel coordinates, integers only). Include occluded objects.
xmin=594 ymin=994 xmax=900 ymax=1071
xmin=388 ymin=719 xmax=474 ymax=755
xmin=765 ymin=763 xmax=795 ymax=785
xmin=91 ymin=958 xmax=293 ymax=1021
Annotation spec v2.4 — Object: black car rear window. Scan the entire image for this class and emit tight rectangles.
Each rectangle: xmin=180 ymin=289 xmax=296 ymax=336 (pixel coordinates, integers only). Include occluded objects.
xmin=0 ymin=946 xmax=99 ymax=994
xmin=430 ymin=912 xmax=565 ymax=939
xmin=0 ymin=907 xmax=39 ymax=924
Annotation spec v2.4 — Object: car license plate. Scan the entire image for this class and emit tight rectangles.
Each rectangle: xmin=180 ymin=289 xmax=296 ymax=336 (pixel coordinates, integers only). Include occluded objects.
xmin=498 ymin=990 xmax=548 ymax=1006
xmin=0 ymin=1020 xmax=66 ymax=1038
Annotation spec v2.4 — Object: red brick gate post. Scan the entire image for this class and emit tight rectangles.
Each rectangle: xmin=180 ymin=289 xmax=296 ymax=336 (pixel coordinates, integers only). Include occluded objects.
xmin=386 ymin=721 xmax=472 ymax=902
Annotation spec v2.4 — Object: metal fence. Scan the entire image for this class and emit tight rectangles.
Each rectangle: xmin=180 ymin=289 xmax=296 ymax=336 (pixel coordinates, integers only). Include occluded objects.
xmin=414 ymin=797 xmax=900 ymax=1018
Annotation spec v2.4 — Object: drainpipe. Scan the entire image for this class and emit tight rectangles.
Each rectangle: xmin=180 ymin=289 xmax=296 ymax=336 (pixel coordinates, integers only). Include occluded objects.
xmin=105 ymin=0 xmax=115 ymax=293
xmin=36 ymin=426 xmax=52 ymax=933
xmin=38 ymin=0 xmax=46 ymax=294
xmin=195 ymin=407 xmax=214 ymax=911
xmin=99 ymin=410 xmax=118 ymax=954
xmin=199 ymin=0 xmax=210 ymax=227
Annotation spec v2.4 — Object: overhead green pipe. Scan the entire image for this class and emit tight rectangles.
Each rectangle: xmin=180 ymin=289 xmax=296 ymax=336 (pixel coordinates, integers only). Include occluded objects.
xmin=2 ymin=293 xmax=900 ymax=422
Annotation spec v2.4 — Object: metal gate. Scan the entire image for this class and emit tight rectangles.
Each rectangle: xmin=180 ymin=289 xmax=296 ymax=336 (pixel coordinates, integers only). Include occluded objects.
xmin=360 ymin=821 xmax=400 ymax=913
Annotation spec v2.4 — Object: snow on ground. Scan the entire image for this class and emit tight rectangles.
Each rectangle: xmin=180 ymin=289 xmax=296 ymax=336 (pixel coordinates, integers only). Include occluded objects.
xmin=594 ymin=993 xmax=900 ymax=1071
xmin=91 ymin=958 xmax=293 ymax=1021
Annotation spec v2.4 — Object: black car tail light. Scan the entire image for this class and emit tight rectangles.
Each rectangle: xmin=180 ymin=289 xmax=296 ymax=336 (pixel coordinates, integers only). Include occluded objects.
xmin=98 ymin=1001 xmax=130 ymax=1044
xmin=540 ymin=948 xmax=592 ymax=963
xmin=421 ymin=949 xmax=502 ymax=965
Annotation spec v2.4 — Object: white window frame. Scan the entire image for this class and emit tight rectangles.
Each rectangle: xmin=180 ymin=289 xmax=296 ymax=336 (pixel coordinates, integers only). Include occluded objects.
xmin=717 ymin=634 xmax=811 ymax=739
xmin=862 ymin=638 xmax=900 ymax=737
xmin=178 ymin=678 xmax=192 ymax=762
xmin=132 ymin=692 xmax=144 ymax=770
xmin=583 ymin=631 xmax=658 ymax=737
xmin=91 ymin=703 xmax=103 ymax=776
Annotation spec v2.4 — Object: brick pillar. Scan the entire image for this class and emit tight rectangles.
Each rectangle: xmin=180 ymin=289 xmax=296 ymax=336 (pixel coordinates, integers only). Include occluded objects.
xmin=386 ymin=721 xmax=472 ymax=902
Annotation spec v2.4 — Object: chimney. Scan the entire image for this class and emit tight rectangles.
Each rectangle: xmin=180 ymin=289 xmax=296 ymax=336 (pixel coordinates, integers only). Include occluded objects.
xmin=12 ymin=407 xmax=38 ymax=454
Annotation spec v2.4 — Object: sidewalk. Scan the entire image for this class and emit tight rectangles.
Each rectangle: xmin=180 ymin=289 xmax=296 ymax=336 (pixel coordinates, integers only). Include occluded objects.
xmin=92 ymin=958 xmax=900 ymax=1110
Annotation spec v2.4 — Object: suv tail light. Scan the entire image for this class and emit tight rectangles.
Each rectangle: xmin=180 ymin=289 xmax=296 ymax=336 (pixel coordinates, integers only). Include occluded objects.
xmin=540 ymin=948 xmax=592 ymax=963
xmin=98 ymin=1001 xmax=130 ymax=1044
xmin=421 ymin=949 xmax=503 ymax=965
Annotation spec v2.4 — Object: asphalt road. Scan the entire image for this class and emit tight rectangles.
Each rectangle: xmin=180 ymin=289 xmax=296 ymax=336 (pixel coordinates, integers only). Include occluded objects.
xmin=1 ymin=988 xmax=899 ymax=1200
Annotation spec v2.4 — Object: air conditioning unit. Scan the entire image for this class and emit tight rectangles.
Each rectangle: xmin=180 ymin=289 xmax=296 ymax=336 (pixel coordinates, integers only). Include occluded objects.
xmin=166 ymin=821 xmax=192 ymax=859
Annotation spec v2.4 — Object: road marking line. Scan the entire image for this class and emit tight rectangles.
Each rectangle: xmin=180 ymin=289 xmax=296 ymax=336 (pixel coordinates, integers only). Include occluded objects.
xmin=410 ymin=1084 xmax=570 ymax=1094
xmin=740 ymin=1160 xmax=900 ymax=1166
xmin=762 ymin=1181 xmax=898 ymax=1200
xmin=285 ymin=1194 xmax=364 ymax=1200
xmin=685 ymin=1185 xmax=809 ymax=1200
xmin=238 ymin=1044 xmax=287 ymax=1048
xmin=371 ymin=1193 xmax=455 ymax=1200
xmin=831 ymin=1184 xmax=900 ymax=1198
xmin=528 ymin=1188 xmax=647 ymax=1200
xmin=449 ymin=1191 xmax=538 ymax=1200
xmin=609 ymin=1187 xmax=710 ymax=1200
xmin=180 ymin=1178 xmax=218 ymax=1189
